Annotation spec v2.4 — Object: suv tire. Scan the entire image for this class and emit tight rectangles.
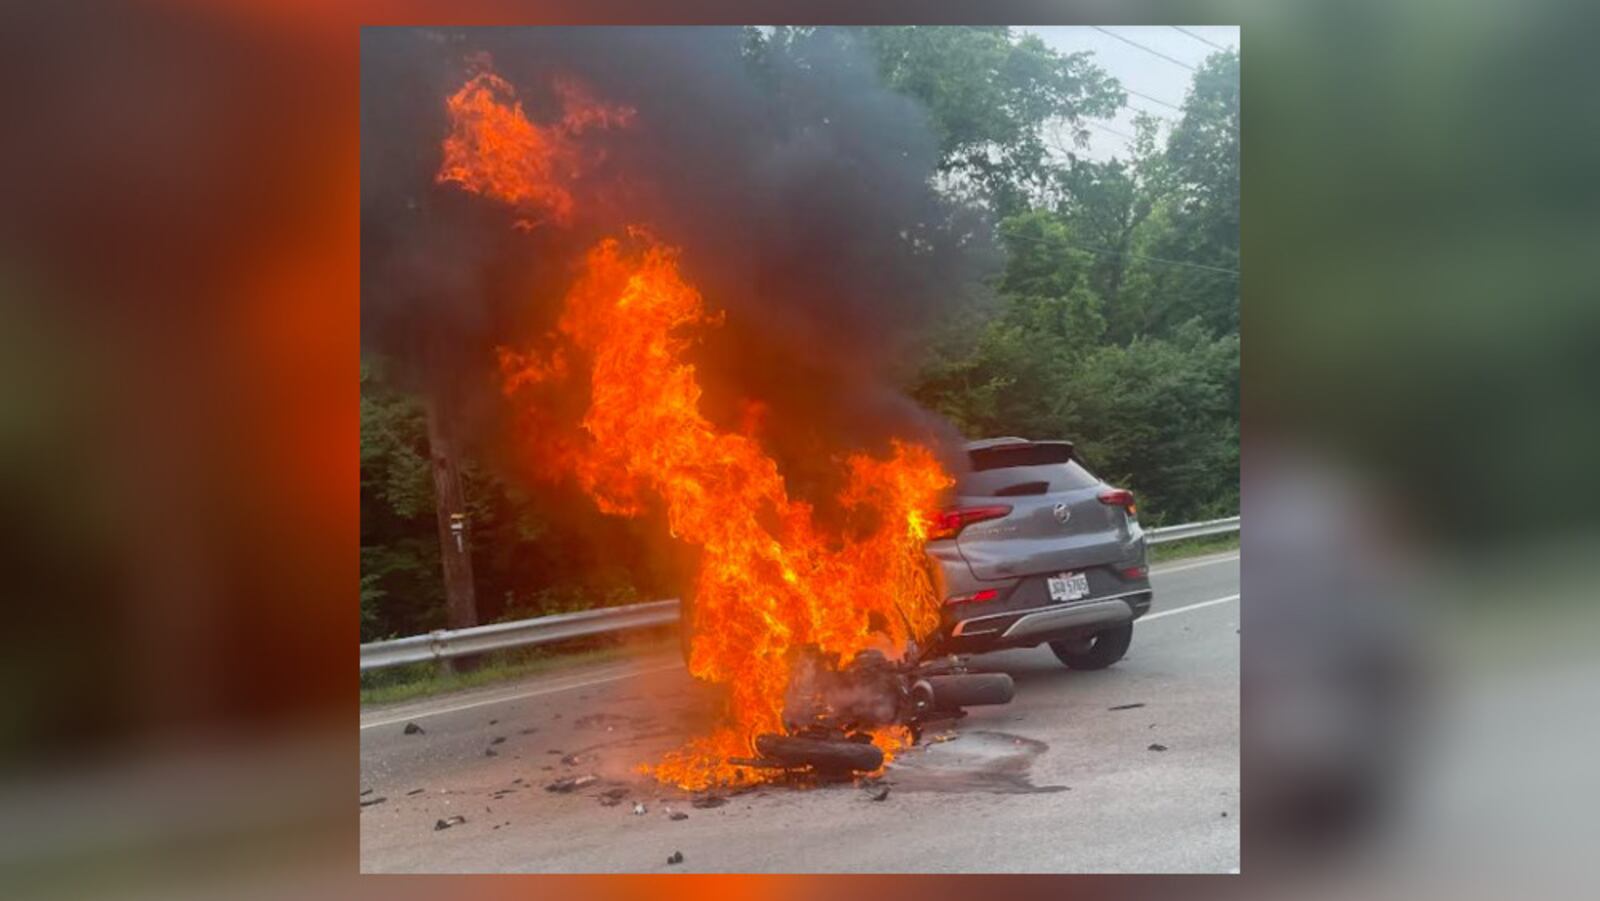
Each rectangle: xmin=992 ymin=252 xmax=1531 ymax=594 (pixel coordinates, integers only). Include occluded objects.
xmin=1049 ymin=623 xmax=1133 ymax=670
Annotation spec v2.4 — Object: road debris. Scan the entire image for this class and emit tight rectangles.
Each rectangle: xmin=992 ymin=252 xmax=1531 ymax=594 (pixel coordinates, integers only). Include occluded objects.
xmin=575 ymin=712 xmax=634 ymax=730
xmin=690 ymin=795 xmax=727 ymax=809
xmin=485 ymin=749 xmax=499 ymax=757
xmin=1108 ymin=703 xmax=1146 ymax=711
xmin=1147 ymin=743 xmax=1168 ymax=752
xmin=632 ymin=802 xmax=647 ymax=815
xmin=489 ymin=719 xmax=498 ymax=725
xmin=360 ymin=796 xmax=388 ymax=807
xmin=434 ymin=815 xmax=466 ymax=831
xmin=863 ymin=783 xmax=891 ymax=802
xmin=490 ymin=736 xmax=506 ymax=745
xmin=519 ymin=727 xmax=538 ymax=735
xmin=545 ymin=774 xmax=598 ymax=793
xmin=667 ymin=851 xmax=684 ymax=865
xmin=360 ymin=788 xmax=373 ymax=796
xmin=669 ymin=811 xmax=688 ymax=821
xmin=403 ymin=722 xmax=425 ymax=735
xmin=406 ymin=788 xmax=425 ymax=796
xmin=598 ymin=787 xmax=629 ymax=807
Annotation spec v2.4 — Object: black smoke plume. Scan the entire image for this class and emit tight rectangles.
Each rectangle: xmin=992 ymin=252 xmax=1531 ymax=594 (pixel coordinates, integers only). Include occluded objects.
xmin=361 ymin=26 xmax=989 ymax=493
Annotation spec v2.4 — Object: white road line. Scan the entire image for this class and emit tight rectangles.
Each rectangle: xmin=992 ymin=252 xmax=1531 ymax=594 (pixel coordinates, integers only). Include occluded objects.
xmin=1141 ymin=593 xmax=1240 ymax=622
xmin=360 ymin=661 xmax=684 ymax=730
xmin=1150 ymin=552 xmax=1240 ymax=576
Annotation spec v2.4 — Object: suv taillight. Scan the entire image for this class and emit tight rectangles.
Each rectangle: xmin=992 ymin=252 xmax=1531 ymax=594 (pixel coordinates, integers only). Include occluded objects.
xmin=946 ymin=588 xmax=1000 ymax=605
xmin=930 ymin=504 xmax=1012 ymax=541
xmin=1098 ymin=488 xmax=1136 ymax=516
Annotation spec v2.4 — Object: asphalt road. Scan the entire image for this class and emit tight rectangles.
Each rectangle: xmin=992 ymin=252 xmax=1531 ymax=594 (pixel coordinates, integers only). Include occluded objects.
xmin=359 ymin=551 xmax=1240 ymax=873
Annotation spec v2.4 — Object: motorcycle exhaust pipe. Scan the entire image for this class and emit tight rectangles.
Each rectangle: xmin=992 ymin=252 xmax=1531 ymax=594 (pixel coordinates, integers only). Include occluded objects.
xmin=918 ymin=673 xmax=1015 ymax=711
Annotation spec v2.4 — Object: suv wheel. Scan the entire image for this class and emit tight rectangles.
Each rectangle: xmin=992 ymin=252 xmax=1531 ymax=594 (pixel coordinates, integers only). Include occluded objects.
xmin=1049 ymin=623 xmax=1133 ymax=670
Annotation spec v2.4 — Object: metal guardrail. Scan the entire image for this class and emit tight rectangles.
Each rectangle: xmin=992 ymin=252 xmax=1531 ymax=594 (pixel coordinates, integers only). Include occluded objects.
xmin=359 ymin=517 xmax=1238 ymax=671
xmin=1144 ymin=515 xmax=1241 ymax=545
xmin=359 ymin=599 xmax=681 ymax=671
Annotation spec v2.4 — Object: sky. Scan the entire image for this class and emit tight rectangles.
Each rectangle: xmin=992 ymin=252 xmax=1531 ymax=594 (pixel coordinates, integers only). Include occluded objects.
xmin=1016 ymin=25 xmax=1240 ymax=161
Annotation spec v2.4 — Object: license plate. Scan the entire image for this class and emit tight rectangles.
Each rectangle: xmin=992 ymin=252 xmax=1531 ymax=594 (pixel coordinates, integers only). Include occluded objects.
xmin=1047 ymin=572 xmax=1090 ymax=602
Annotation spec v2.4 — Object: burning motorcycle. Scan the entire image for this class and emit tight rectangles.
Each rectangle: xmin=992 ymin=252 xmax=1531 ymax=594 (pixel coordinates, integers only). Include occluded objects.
xmin=731 ymin=645 xmax=1016 ymax=777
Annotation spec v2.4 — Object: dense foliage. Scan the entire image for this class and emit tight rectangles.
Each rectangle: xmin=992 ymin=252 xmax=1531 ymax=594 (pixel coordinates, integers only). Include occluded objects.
xmin=910 ymin=46 xmax=1240 ymax=525
xmin=361 ymin=28 xmax=1238 ymax=640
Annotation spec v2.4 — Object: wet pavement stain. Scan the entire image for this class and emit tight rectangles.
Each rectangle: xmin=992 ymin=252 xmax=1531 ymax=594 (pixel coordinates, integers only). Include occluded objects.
xmin=886 ymin=731 xmax=1066 ymax=794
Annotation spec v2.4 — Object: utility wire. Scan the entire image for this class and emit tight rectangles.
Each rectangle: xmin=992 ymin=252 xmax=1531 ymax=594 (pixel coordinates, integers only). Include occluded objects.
xmin=997 ymin=227 xmax=1240 ymax=278
xmin=1090 ymin=26 xmax=1198 ymax=72
xmin=1087 ymin=120 xmax=1134 ymax=142
xmin=1170 ymin=25 xmax=1229 ymax=52
xmin=1123 ymin=86 xmax=1184 ymax=113
xmin=1048 ymin=119 xmax=1137 ymax=152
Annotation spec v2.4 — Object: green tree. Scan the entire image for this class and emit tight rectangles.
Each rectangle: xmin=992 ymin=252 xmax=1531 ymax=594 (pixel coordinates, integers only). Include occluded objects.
xmin=361 ymin=357 xmax=680 ymax=640
xmin=747 ymin=26 xmax=1122 ymax=215
xmin=1062 ymin=324 xmax=1240 ymax=523
xmin=910 ymin=41 xmax=1240 ymax=525
xmin=1046 ymin=113 xmax=1174 ymax=342
xmin=913 ymin=314 xmax=1238 ymax=525
xmin=360 ymin=361 xmax=445 ymax=640
xmin=1145 ymin=49 xmax=1240 ymax=336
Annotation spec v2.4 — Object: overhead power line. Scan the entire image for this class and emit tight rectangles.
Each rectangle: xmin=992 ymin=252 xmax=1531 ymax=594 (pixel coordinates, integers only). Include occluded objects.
xmin=997 ymin=227 xmax=1240 ymax=278
xmin=1087 ymin=120 xmax=1134 ymax=142
xmin=1090 ymin=25 xmax=1198 ymax=72
xmin=1170 ymin=25 xmax=1230 ymax=52
xmin=1123 ymin=86 xmax=1184 ymax=113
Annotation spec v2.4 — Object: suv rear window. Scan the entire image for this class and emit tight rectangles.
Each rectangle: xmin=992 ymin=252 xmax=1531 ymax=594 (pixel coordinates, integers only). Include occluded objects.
xmin=958 ymin=443 xmax=1098 ymax=496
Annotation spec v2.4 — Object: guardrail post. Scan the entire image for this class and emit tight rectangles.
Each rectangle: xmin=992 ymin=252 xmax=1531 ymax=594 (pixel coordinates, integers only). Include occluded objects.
xmin=429 ymin=629 xmax=451 ymax=674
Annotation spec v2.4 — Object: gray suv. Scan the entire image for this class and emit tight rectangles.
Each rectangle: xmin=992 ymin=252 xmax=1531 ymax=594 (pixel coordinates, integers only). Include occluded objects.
xmin=925 ymin=438 xmax=1151 ymax=669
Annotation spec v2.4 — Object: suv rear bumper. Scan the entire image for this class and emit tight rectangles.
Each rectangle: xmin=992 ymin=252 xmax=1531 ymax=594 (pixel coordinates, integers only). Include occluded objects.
xmin=940 ymin=589 xmax=1152 ymax=653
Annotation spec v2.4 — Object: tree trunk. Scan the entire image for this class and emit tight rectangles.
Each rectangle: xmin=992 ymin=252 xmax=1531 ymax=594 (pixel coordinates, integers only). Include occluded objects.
xmin=424 ymin=396 xmax=478 ymax=636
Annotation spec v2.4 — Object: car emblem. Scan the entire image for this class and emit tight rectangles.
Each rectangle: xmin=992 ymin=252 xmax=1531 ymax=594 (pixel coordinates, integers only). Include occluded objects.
xmin=1052 ymin=502 xmax=1071 ymax=524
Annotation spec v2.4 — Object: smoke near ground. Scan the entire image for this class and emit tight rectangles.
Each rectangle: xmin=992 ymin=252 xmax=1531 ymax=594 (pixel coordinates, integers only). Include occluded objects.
xmin=361 ymin=27 xmax=986 ymax=487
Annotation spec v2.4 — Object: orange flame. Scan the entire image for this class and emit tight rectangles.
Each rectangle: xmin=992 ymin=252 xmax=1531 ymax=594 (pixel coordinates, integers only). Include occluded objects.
xmin=500 ymin=236 xmax=951 ymax=789
xmin=439 ymin=69 xmax=951 ymax=790
xmin=436 ymin=68 xmax=633 ymax=225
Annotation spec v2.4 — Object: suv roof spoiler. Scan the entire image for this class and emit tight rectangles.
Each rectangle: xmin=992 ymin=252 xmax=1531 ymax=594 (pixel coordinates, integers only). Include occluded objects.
xmin=965 ymin=439 xmax=1077 ymax=472
xmin=964 ymin=437 xmax=1075 ymax=455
